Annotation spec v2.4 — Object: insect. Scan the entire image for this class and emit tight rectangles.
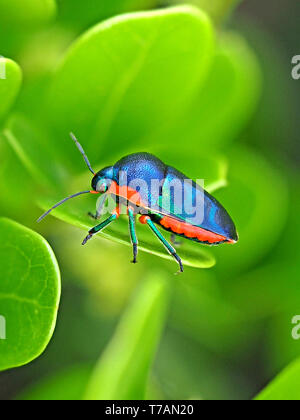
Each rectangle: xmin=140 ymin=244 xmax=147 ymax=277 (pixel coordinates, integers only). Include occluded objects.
xmin=38 ymin=133 xmax=238 ymax=273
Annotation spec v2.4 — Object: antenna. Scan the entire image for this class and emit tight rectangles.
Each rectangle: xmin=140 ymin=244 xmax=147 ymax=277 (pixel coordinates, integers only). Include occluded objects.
xmin=37 ymin=190 xmax=94 ymax=223
xmin=70 ymin=132 xmax=95 ymax=175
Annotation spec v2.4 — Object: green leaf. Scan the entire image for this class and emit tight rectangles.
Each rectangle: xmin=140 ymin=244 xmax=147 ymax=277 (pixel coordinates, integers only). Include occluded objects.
xmin=43 ymin=6 xmax=215 ymax=168
xmin=3 ymin=114 xmax=66 ymax=189
xmin=57 ymin=0 xmax=156 ymax=31
xmin=151 ymin=32 xmax=261 ymax=153
xmin=19 ymin=365 xmax=92 ymax=400
xmin=189 ymin=32 xmax=261 ymax=150
xmin=0 ymin=0 xmax=56 ymax=26
xmin=255 ymin=358 xmax=300 ymax=401
xmin=0 ymin=218 xmax=61 ymax=371
xmin=169 ymin=0 xmax=243 ymax=22
xmin=84 ymin=273 xmax=169 ymax=400
xmin=0 ymin=136 xmax=34 ymax=222
xmin=0 ymin=58 xmax=22 ymax=121
xmin=212 ymin=146 xmax=289 ymax=275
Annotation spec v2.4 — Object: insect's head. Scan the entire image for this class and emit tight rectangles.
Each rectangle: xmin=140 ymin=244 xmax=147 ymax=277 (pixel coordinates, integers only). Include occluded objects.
xmin=91 ymin=166 xmax=114 ymax=193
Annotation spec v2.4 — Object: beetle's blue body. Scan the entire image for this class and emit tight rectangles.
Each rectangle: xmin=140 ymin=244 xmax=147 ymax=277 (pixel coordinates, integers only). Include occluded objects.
xmin=93 ymin=153 xmax=238 ymax=245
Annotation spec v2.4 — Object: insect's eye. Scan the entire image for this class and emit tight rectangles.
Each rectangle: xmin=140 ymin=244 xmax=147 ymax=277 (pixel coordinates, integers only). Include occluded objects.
xmin=96 ymin=180 xmax=108 ymax=193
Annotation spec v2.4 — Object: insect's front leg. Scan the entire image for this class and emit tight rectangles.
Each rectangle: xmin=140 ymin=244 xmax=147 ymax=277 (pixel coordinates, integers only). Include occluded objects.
xmin=83 ymin=207 xmax=120 ymax=245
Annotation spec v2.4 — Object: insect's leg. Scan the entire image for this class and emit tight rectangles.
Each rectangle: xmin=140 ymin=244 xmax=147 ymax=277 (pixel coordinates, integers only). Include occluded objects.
xmin=82 ymin=208 xmax=120 ymax=245
xmin=88 ymin=193 xmax=108 ymax=220
xmin=140 ymin=216 xmax=184 ymax=273
xmin=128 ymin=207 xmax=138 ymax=264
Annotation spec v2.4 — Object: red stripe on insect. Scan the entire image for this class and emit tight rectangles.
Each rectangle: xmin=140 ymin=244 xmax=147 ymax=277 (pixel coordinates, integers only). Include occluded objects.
xmin=108 ymin=181 xmax=146 ymax=207
xmin=139 ymin=215 xmax=151 ymax=225
xmin=159 ymin=216 xmax=228 ymax=244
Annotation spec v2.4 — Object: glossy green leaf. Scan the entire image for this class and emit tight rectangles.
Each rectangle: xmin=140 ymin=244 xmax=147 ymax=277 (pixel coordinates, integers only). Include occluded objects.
xmin=3 ymin=114 xmax=66 ymax=189
xmin=189 ymin=32 xmax=261 ymax=151
xmin=255 ymin=358 xmax=300 ymax=401
xmin=149 ymin=32 xmax=261 ymax=153
xmin=211 ymin=146 xmax=289 ymax=275
xmin=169 ymin=0 xmax=243 ymax=22
xmin=0 ymin=0 xmax=56 ymax=26
xmin=0 ymin=58 xmax=22 ymax=121
xmin=57 ymin=0 xmax=156 ymax=31
xmin=0 ymin=218 xmax=61 ymax=371
xmin=43 ymin=6 xmax=214 ymax=169
xmin=84 ymin=273 xmax=169 ymax=400
xmin=0 ymin=136 xmax=34 ymax=223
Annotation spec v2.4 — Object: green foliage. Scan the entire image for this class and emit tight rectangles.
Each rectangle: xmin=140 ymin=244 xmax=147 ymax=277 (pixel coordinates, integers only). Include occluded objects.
xmin=44 ymin=5 xmax=215 ymax=166
xmin=4 ymin=115 xmax=64 ymax=189
xmin=151 ymin=32 xmax=261 ymax=153
xmin=190 ymin=32 xmax=260 ymax=150
xmin=85 ymin=273 xmax=169 ymax=400
xmin=57 ymin=0 xmax=156 ymax=31
xmin=0 ymin=0 xmax=56 ymax=26
xmin=0 ymin=58 xmax=22 ymax=121
xmin=256 ymin=358 xmax=300 ymax=401
xmin=0 ymin=218 xmax=60 ymax=371
xmin=168 ymin=0 xmax=243 ymax=21
xmin=0 ymin=138 xmax=34 ymax=223
xmin=19 ymin=365 xmax=92 ymax=400
xmin=212 ymin=146 xmax=288 ymax=275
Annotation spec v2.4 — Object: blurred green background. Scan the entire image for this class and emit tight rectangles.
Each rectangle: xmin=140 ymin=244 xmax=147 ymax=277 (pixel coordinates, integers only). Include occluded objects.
xmin=0 ymin=0 xmax=299 ymax=400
